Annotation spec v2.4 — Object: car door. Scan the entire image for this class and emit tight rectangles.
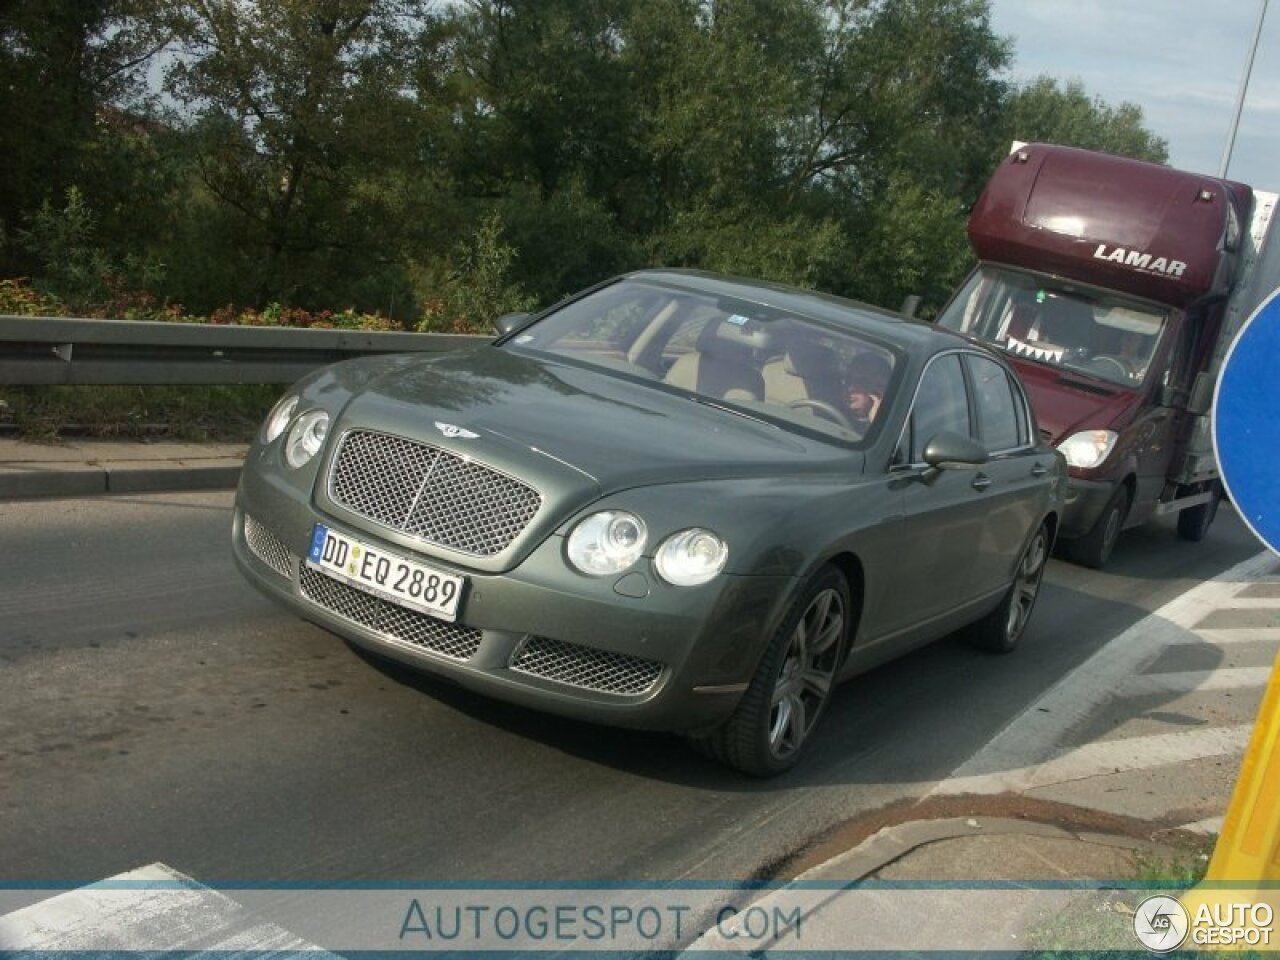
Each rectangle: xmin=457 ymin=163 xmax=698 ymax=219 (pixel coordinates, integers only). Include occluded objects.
xmin=883 ymin=352 xmax=991 ymax=633
xmin=961 ymin=352 xmax=1051 ymax=601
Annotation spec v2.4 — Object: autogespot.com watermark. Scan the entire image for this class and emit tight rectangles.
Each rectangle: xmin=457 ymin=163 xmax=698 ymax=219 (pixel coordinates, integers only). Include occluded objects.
xmin=6 ymin=879 xmax=1277 ymax=953
xmin=1133 ymin=894 xmax=1276 ymax=953
xmin=398 ymin=898 xmax=802 ymax=946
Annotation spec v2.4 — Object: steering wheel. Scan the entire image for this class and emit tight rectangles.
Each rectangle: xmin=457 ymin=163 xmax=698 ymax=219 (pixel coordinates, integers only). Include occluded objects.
xmin=788 ymin=398 xmax=857 ymax=430
xmin=1084 ymin=355 xmax=1137 ymax=380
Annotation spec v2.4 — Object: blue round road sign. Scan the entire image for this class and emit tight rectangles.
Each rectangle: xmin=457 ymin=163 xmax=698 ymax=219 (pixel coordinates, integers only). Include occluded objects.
xmin=1214 ymin=287 xmax=1280 ymax=554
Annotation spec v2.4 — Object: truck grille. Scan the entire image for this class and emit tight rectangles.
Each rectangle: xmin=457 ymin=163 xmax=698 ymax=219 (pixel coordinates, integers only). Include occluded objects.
xmin=328 ymin=430 xmax=541 ymax=557
xmin=510 ymin=637 xmax=664 ymax=696
xmin=244 ymin=514 xmax=295 ymax=578
xmin=300 ymin=566 xmax=482 ymax=662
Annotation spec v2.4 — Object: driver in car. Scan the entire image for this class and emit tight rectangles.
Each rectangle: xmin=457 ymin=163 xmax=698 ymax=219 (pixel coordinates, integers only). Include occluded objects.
xmin=845 ymin=352 xmax=892 ymax=429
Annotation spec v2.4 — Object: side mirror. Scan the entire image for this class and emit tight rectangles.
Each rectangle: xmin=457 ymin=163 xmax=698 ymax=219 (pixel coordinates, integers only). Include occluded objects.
xmin=922 ymin=431 xmax=989 ymax=470
xmin=494 ymin=311 xmax=533 ymax=337
xmin=1186 ymin=371 xmax=1215 ymax=415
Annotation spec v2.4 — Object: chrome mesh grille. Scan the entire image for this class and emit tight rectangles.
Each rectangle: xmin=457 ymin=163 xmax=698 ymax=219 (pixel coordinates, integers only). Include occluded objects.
xmin=244 ymin=514 xmax=294 ymax=578
xmin=329 ymin=430 xmax=541 ymax=557
xmin=510 ymin=637 xmax=664 ymax=696
xmin=300 ymin=566 xmax=482 ymax=661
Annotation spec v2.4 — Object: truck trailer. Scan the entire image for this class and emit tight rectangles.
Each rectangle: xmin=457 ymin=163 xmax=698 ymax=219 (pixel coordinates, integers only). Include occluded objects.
xmin=938 ymin=143 xmax=1278 ymax=568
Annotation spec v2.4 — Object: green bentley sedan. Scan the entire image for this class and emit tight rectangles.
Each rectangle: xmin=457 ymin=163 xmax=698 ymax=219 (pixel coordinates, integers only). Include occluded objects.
xmin=232 ymin=270 xmax=1066 ymax=776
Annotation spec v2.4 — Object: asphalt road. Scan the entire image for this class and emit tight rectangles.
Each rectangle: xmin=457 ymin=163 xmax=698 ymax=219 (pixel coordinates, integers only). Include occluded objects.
xmin=0 ymin=490 xmax=1263 ymax=883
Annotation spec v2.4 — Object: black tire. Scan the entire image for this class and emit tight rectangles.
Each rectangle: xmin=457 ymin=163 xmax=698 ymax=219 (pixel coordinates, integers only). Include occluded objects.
xmin=1065 ymin=485 xmax=1130 ymax=569
xmin=690 ymin=566 xmax=850 ymax=777
xmin=963 ymin=521 xmax=1051 ymax=654
xmin=1176 ymin=482 xmax=1222 ymax=542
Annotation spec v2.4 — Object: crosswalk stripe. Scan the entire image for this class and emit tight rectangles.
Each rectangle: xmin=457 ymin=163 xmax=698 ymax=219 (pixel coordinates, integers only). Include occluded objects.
xmin=1121 ymin=666 xmax=1275 ymax=697
xmin=0 ymin=863 xmax=333 ymax=954
xmin=1174 ymin=627 xmax=1280 ymax=646
xmin=936 ymin=725 xmax=1254 ymax=796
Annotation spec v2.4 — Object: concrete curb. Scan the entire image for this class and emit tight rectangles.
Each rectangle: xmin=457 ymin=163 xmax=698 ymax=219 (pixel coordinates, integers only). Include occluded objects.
xmin=796 ymin=815 xmax=1194 ymax=883
xmin=0 ymin=457 xmax=243 ymax=499
xmin=680 ymin=816 xmax=1200 ymax=954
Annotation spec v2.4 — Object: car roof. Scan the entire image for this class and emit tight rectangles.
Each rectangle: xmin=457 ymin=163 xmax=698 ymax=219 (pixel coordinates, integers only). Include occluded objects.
xmin=624 ymin=268 xmax=971 ymax=356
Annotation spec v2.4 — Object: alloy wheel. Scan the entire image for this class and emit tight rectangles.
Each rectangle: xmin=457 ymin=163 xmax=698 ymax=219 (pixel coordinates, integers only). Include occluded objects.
xmin=1005 ymin=528 xmax=1048 ymax=642
xmin=768 ymin=587 xmax=844 ymax=759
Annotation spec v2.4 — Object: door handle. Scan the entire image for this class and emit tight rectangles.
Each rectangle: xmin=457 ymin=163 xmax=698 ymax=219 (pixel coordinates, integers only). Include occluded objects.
xmin=971 ymin=474 xmax=992 ymax=491
xmin=1031 ymin=462 xmax=1048 ymax=477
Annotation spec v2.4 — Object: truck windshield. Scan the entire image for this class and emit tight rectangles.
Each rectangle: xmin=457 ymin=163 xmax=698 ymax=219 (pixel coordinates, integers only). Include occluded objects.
xmin=938 ymin=267 xmax=1167 ymax=389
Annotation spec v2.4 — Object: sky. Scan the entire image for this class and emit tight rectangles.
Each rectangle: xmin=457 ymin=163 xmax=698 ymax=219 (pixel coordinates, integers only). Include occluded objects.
xmin=987 ymin=0 xmax=1280 ymax=193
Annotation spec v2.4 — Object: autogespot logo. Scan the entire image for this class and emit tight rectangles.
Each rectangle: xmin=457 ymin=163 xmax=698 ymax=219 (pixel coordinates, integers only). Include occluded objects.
xmin=1133 ymin=895 xmax=1190 ymax=953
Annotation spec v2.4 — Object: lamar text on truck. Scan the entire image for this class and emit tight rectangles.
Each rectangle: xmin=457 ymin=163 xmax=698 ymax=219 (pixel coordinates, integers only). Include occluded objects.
xmin=938 ymin=143 xmax=1279 ymax=568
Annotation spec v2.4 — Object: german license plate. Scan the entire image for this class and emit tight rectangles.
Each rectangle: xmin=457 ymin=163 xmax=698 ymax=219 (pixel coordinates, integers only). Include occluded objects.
xmin=306 ymin=524 xmax=464 ymax=621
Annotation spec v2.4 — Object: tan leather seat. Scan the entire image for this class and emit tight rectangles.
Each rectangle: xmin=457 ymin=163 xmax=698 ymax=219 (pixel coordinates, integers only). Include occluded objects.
xmin=762 ymin=338 xmax=843 ymax=408
xmin=663 ymin=319 xmax=766 ymax=401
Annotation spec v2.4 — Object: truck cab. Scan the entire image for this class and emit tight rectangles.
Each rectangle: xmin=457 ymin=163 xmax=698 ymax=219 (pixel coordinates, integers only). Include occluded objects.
xmin=938 ymin=143 xmax=1269 ymax=567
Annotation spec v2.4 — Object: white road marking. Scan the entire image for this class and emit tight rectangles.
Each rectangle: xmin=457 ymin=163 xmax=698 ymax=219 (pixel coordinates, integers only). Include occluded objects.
xmin=934 ymin=551 xmax=1277 ymax=793
xmin=1120 ymin=666 xmax=1276 ymax=697
xmin=0 ymin=863 xmax=332 ymax=953
xmin=936 ymin=726 xmax=1254 ymax=795
xmin=1176 ymin=627 xmax=1280 ymax=646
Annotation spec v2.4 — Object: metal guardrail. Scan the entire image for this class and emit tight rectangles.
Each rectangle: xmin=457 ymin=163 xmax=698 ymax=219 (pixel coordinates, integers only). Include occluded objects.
xmin=0 ymin=315 xmax=485 ymax=386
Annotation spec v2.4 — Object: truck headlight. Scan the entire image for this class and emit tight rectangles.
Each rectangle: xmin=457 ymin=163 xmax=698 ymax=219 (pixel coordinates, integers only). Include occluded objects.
xmin=567 ymin=511 xmax=648 ymax=575
xmin=1058 ymin=430 xmax=1117 ymax=469
xmin=284 ymin=410 xmax=330 ymax=468
xmin=655 ymin=528 xmax=728 ymax=586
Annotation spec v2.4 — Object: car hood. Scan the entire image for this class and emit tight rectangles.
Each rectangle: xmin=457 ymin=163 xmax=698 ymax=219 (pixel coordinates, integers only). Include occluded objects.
xmin=340 ymin=346 xmax=849 ymax=493
xmin=1008 ymin=357 xmax=1143 ymax=444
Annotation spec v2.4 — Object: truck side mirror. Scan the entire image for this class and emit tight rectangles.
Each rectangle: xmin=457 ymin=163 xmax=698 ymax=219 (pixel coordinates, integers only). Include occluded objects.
xmin=1187 ymin=371 xmax=1216 ymax=415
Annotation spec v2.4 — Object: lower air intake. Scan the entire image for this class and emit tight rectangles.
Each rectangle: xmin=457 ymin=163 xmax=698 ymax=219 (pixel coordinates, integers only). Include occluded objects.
xmin=244 ymin=514 xmax=295 ymax=578
xmin=300 ymin=566 xmax=481 ymax=662
xmin=510 ymin=636 xmax=663 ymax=696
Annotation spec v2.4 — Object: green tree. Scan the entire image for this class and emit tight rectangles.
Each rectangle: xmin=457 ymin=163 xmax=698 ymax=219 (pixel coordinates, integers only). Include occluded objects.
xmin=1000 ymin=76 xmax=1169 ymax=163
xmin=0 ymin=0 xmax=169 ymax=277
xmin=163 ymin=0 xmax=424 ymax=307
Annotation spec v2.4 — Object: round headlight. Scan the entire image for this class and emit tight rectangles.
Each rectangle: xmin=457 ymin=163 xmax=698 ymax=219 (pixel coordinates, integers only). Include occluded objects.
xmin=261 ymin=394 xmax=298 ymax=444
xmin=567 ymin=511 xmax=648 ymax=576
xmin=1058 ymin=430 xmax=1117 ymax=469
xmin=655 ymin=528 xmax=728 ymax=586
xmin=284 ymin=409 xmax=330 ymax=468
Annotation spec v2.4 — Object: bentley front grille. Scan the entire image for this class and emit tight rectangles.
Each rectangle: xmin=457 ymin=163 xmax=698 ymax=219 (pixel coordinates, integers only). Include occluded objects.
xmin=244 ymin=514 xmax=295 ymax=578
xmin=300 ymin=566 xmax=482 ymax=662
xmin=328 ymin=430 xmax=541 ymax=557
xmin=510 ymin=636 xmax=664 ymax=697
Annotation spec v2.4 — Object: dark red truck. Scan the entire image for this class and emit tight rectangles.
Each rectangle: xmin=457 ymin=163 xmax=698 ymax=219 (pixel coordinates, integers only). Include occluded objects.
xmin=938 ymin=143 xmax=1278 ymax=567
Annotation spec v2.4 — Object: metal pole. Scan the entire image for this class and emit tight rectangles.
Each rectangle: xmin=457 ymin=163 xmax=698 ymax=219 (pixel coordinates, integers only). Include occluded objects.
xmin=1220 ymin=0 xmax=1270 ymax=178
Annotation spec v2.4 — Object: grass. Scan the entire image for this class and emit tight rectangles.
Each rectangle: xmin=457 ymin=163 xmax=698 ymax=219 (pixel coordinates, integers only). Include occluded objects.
xmin=0 ymin=384 xmax=282 ymax=442
xmin=1023 ymin=838 xmax=1216 ymax=957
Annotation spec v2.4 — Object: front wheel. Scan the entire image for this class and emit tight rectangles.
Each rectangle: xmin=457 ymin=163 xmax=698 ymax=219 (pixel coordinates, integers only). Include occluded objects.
xmin=1064 ymin=485 xmax=1129 ymax=569
xmin=690 ymin=566 xmax=850 ymax=777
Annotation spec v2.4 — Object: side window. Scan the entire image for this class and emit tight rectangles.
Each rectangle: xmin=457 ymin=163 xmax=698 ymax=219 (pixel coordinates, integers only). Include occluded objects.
xmin=910 ymin=354 xmax=970 ymax=462
xmin=964 ymin=354 xmax=1022 ymax=452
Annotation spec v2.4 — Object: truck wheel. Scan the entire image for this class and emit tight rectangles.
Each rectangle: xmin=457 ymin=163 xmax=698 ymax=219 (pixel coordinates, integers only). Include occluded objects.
xmin=963 ymin=521 xmax=1050 ymax=654
xmin=1067 ymin=486 xmax=1129 ymax=570
xmin=689 ymin=566 xmax=850 ymax=777
xmin=1177 ymin=482 xmax=1222 ymax=542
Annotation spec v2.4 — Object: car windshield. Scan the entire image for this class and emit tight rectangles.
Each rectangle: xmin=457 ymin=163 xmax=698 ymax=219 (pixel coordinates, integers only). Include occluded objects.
xmin=503 ymin=279 xmax=899 ymax=443
xmin=937 ymin=267 xmax=1167 ymax=388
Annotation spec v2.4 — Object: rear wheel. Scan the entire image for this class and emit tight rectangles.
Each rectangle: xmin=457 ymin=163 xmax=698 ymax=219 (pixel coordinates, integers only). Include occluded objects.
xmin=1176 ymin=481 xmax=1222 ymax=542
xmin=1066 ymin=485 xmax=1129 ymax=569
xmin=690 ymin=566 xmax=850 ymax=777
xmin=964 ymin=522 xmax=1050 ymax=654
